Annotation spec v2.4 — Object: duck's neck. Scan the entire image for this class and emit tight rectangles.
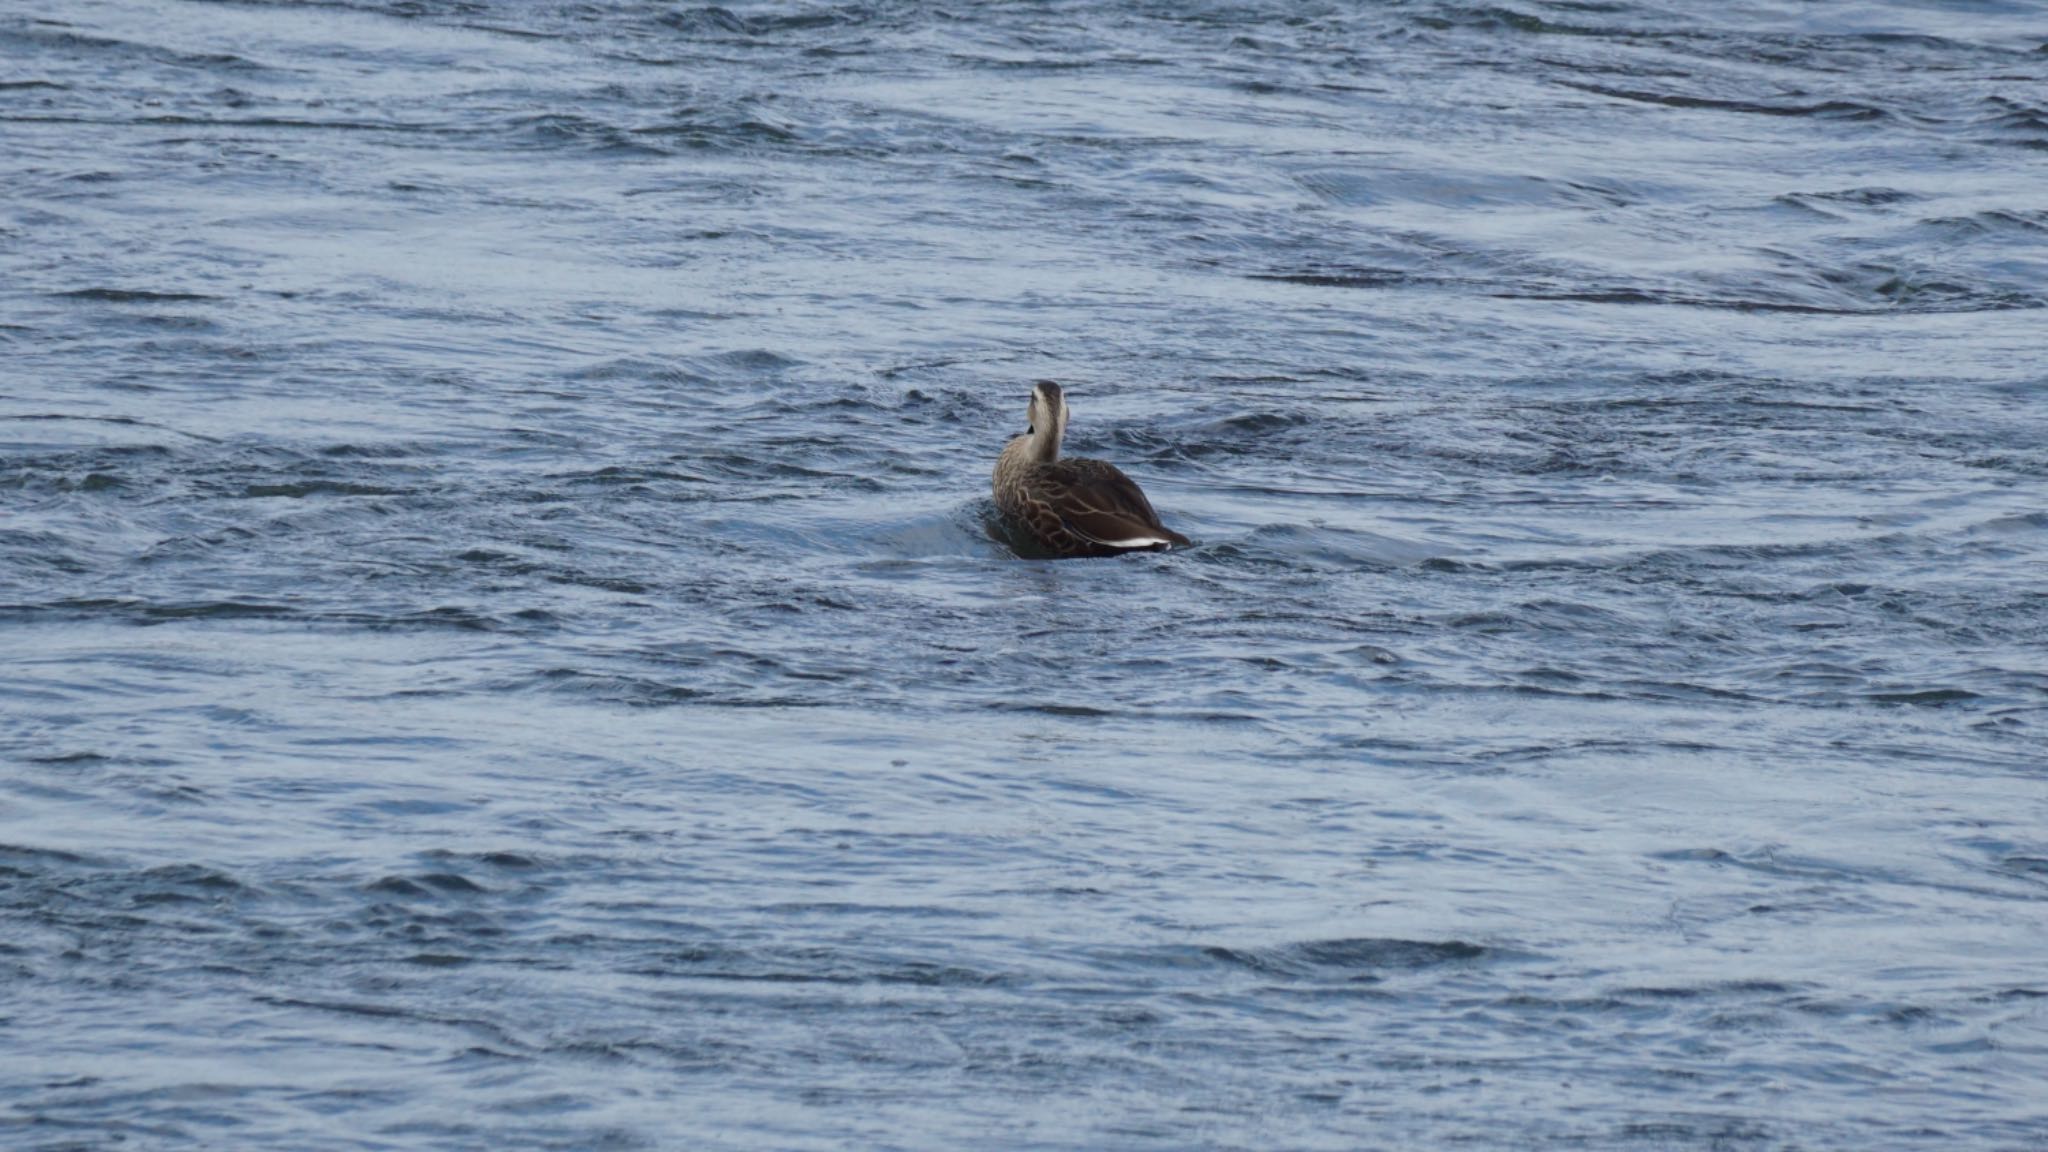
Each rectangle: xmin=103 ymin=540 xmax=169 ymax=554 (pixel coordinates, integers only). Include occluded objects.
xmin=1027 ymin=424 xmax=1061 ymax=464
xmin=995 ymin=426 xmax=1060 ymax=490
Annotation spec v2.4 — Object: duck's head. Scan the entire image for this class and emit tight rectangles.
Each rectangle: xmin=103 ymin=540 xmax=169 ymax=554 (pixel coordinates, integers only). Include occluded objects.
xmin=1026 ymin=379 xmax=1069 ymax=454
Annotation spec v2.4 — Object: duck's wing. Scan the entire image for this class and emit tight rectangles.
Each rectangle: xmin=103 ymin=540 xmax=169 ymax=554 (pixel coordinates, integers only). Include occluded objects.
xmin=1041 ymin=458 xmax=1191 ymax=549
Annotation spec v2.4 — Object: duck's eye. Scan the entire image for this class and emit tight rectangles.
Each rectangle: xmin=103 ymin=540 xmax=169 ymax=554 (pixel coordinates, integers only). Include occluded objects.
xmin=1027 ymin=423 xmax=1035 ymax=434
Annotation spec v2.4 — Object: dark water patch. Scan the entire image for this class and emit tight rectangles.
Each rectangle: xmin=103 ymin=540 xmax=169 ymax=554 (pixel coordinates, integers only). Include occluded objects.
xmin=0 ymin=23 xmax=274 ymax=74
xmin=544 ymin=570 xmax=651 ymax=595
xmin=55 ymin=288 xmax=219 ymax=303
xmin=637 ymin=943 xmax=1011 ymax=988
xmin=136 ymin=864 xmax=245 ymax=894
xmin=1490 ymin=288 xmax=1868 ymax=314
xmin=318 ymin=442 xmax=426 ymax=459
xmin=1642 ymin=848 xmax=2035 ymax=902
xmin=25 ymin=751 xmax=116 ymax=766
xmin=1081 ymin=937 xmax=1501 ymax=985
xmin=1615 ymin=980 xmax=1801 ymax=1001
xmin=254 ymin=996 xmax=522 ymax=1046
xmin=1250 ymin=268 xmax=1412 ymax=289
xmin=656 ymin=5 xmax=873 ymax=38
xmin=1556 ymin=81 xmax=1891 ymax=122
xmin=1205 ymin=937 xmax=1496 ymax=979
xmin=241 ymin=481 xmax=409 ymax=499
xmin=422 ymin=849 xmax=545 ymax=871
xmin=64 ymin=113 xmax=447 ymax=134
xmin=0 ymin=843 xmax=98 ymax=869
xmin=454 ymin=547 xmax=528 ymax=566
xmin=1974 ymin=96 xmax=2048 ymax=147
xmin=1866 ymin=688 xmax=1981 ymax=707
xmin=1209 ymin=411 xmax=1311 ymax=436
xmin=0 ymin=598 xmax=555 ymax=634
xmin=701 ymin=348 xmax=804 ymax=373
xmin=1251 ymin=266 xmax=2039 ymax=315
xmin=632 ymin=107 xmax=803 ymax=150
xmin=368 ymin=873 xmax=487 ymax=898
xmin=1911 ymin=209 xmax=2048 ymax=239
xmin=1413 ymin=5 xmax=1633 ymax=37
xmin=503 ymin=112 xmax=669 ymax=156
xmin=985 ymin=701 xmax=1118 ymax=718
xmin=141 ymin=600 xmax=297 ymax=622
xmin=565 ymin=357 xmax=712 ymax=386
xmin=22 ymin=471 xmax=125 ymax=494
xmin=1792 ymin=186 xmax=1918 ymax=207
xmin=530 ymin=668 xmax=712 ymax=707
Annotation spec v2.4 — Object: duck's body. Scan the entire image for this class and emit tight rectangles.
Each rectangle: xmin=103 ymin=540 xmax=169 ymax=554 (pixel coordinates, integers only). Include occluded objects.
xmin=992 ymin=380 xmax=1191 ymax=558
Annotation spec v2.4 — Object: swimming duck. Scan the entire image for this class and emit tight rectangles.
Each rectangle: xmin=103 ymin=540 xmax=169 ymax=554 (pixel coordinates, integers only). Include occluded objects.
xmin=992 ymin=380 xmax=1191 ymax=558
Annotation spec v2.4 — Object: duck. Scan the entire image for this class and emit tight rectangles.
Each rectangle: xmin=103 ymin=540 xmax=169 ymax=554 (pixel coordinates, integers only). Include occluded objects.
xmin=992 ymin=380 xmax=1191 ymax=558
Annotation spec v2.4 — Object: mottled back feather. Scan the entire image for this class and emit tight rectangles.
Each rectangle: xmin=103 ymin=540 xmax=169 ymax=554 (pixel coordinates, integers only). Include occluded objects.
xmin=1039 ymin=459 xmax=1187 ymax=547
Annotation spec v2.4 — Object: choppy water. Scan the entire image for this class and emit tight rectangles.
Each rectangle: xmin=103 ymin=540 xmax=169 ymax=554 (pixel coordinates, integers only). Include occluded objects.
xmin=5 ymin=1 xmax=2048 ymax=1147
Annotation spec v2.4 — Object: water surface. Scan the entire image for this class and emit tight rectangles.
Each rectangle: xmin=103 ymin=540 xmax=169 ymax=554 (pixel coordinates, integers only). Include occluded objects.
xmin=3 ymin=1 xmax=2047 ymax=1148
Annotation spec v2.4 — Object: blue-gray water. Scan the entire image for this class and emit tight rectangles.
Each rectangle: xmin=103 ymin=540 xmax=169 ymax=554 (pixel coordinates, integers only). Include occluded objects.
xmin=4 ymin=1 xmax=2047 ymax=1148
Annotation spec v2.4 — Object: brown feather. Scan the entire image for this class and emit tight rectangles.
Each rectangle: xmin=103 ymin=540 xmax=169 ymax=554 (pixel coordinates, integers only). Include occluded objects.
xmin=1039 ymin=459 xmax=1190 ymax=549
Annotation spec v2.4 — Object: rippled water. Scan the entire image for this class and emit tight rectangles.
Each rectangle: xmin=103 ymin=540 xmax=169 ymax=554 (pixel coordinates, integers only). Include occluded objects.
xmin=5 ymin=1 xmax=2047 ymax=1147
